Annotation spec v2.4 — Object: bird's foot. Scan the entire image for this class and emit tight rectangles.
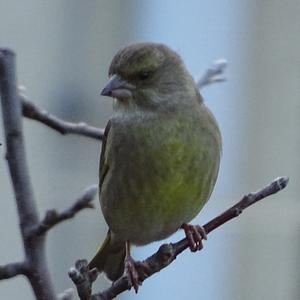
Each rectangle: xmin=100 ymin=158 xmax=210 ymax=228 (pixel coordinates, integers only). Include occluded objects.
xmin=124 ymin=255 xmax=141 ymax=293
xmin=123 ymin=241 xmax=143 ymax=293
xmin=181 ymin=223 xmax=207 ymax=252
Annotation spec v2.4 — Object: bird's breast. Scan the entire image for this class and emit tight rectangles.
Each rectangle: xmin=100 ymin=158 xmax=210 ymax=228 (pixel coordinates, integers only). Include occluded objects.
xmin=100 ymin=110 xmax=221 ymax=245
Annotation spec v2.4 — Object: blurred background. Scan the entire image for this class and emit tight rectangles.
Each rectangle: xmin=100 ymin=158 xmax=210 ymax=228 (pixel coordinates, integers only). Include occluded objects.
xmin=0 ymin=1 xmax=299 ymax=299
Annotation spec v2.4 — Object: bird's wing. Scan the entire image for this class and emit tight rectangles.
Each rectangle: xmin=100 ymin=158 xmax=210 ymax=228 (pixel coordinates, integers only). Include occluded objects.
xmin=99 ymin=120 xmax=112 ymax=189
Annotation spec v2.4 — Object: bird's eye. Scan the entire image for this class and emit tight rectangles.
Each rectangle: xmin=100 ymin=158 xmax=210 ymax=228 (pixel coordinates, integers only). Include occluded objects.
xmin=139 ymin=71 xmax=150 ymax=80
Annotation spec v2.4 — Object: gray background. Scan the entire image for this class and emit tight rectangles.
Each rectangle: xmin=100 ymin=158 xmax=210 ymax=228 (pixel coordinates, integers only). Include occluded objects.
xmin=0 ymin=1 xmax=299 ymax=299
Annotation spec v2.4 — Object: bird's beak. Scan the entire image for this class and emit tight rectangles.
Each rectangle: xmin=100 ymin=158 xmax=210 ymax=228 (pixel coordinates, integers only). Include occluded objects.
xmin=101 ymin=75 xmax=134 ymax=99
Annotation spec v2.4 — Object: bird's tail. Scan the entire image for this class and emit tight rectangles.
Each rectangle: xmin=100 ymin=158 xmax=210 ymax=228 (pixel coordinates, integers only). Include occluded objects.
xmin=88 ymin=231 xmax=126 ymax=281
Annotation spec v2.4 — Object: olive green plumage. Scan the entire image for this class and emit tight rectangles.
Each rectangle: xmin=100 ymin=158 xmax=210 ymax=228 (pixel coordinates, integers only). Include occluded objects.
xmin=88 ymin=42 xmax=222 ymax=281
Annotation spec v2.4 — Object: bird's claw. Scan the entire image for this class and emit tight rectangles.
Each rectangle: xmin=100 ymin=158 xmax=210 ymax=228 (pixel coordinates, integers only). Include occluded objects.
xmin=124 ymin=256 xmax=141 ymax=293
xmin=181 ymin=223 xmax=207 ymax=252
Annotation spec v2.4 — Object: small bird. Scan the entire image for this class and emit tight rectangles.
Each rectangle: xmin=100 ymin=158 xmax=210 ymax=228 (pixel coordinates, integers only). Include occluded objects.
xmin=89 ymin=43 xmax=222 ymax=291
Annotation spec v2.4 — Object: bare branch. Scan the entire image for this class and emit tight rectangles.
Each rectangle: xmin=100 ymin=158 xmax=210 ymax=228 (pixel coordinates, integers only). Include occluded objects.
xmin=0 ymin=49 xmax=38 ymax=237
xmin=0 ymin=48 xmax=57 ymax=299
xmin=69 ymin=176 xmax=289 ymax=300
xmin=21 ymin=94 xmax=104 ymax=140
xmin=30 ymin=185 xmax=98 ymax=236
xmin=196 ymin=59 xmax=227 ymax=90
xmin=0 ymin=262 xmax=27 ymax=280
xmin=69 ymin=260 xmax=99 ymax=300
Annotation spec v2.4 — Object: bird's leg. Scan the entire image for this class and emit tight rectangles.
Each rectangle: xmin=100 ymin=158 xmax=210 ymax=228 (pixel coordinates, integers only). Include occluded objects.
xmin=181 ymin=223 xmax=207 ymax=252
xmin=123 ymin=241 xmax=140 ymax=293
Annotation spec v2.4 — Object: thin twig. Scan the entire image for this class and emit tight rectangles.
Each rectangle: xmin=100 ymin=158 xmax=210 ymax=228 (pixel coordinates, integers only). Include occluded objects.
xmin=30 ymin=185 xmax=98 ymax=237
xmin=0 ymin=262 xmax=27 ymax=280
xmin=196 ymin=59 xmax=227 ymax=90
xmin=21 ymin=94 xmax=104 ymax=140
xmin=69 ymin=176 xmax=289 ymax=300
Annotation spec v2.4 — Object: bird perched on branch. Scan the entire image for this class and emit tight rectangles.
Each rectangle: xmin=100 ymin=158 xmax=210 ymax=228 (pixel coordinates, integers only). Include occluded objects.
xmin=89 ymin=42 xmax=222 ymax=292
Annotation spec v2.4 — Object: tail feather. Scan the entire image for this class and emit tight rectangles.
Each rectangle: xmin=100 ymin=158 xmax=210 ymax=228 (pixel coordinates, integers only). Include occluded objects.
xmin=88 ymin=231 xmax=126 ymax=281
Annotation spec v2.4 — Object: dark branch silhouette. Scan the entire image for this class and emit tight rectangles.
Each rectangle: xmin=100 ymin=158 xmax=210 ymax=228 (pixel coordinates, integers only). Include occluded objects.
xmin=30 ymin=185 xmax=97 ymax=237
xmin=0 ymin=262 xmax=27 ymax=280
xmin=21 ymin=95 xmax=104 ymax=140
xmin=0 ymin=49 xmax=98 ymax=300
xmin=0 ymin=48 xmax=57 ymax=299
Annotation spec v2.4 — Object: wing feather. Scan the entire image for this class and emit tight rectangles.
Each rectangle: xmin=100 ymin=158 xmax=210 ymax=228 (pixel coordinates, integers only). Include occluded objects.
xmin=99 ymin=120 xmax=112 ymax=189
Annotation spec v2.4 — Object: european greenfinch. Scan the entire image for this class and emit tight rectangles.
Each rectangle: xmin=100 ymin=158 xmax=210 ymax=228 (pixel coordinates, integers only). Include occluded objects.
xmin=89 ymin=43 xmax=222 ymax=291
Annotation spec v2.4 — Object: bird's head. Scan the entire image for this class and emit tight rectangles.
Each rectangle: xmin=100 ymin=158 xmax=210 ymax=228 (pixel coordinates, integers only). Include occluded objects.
xmin=101 ymin=43 xmax=197 ymax=112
